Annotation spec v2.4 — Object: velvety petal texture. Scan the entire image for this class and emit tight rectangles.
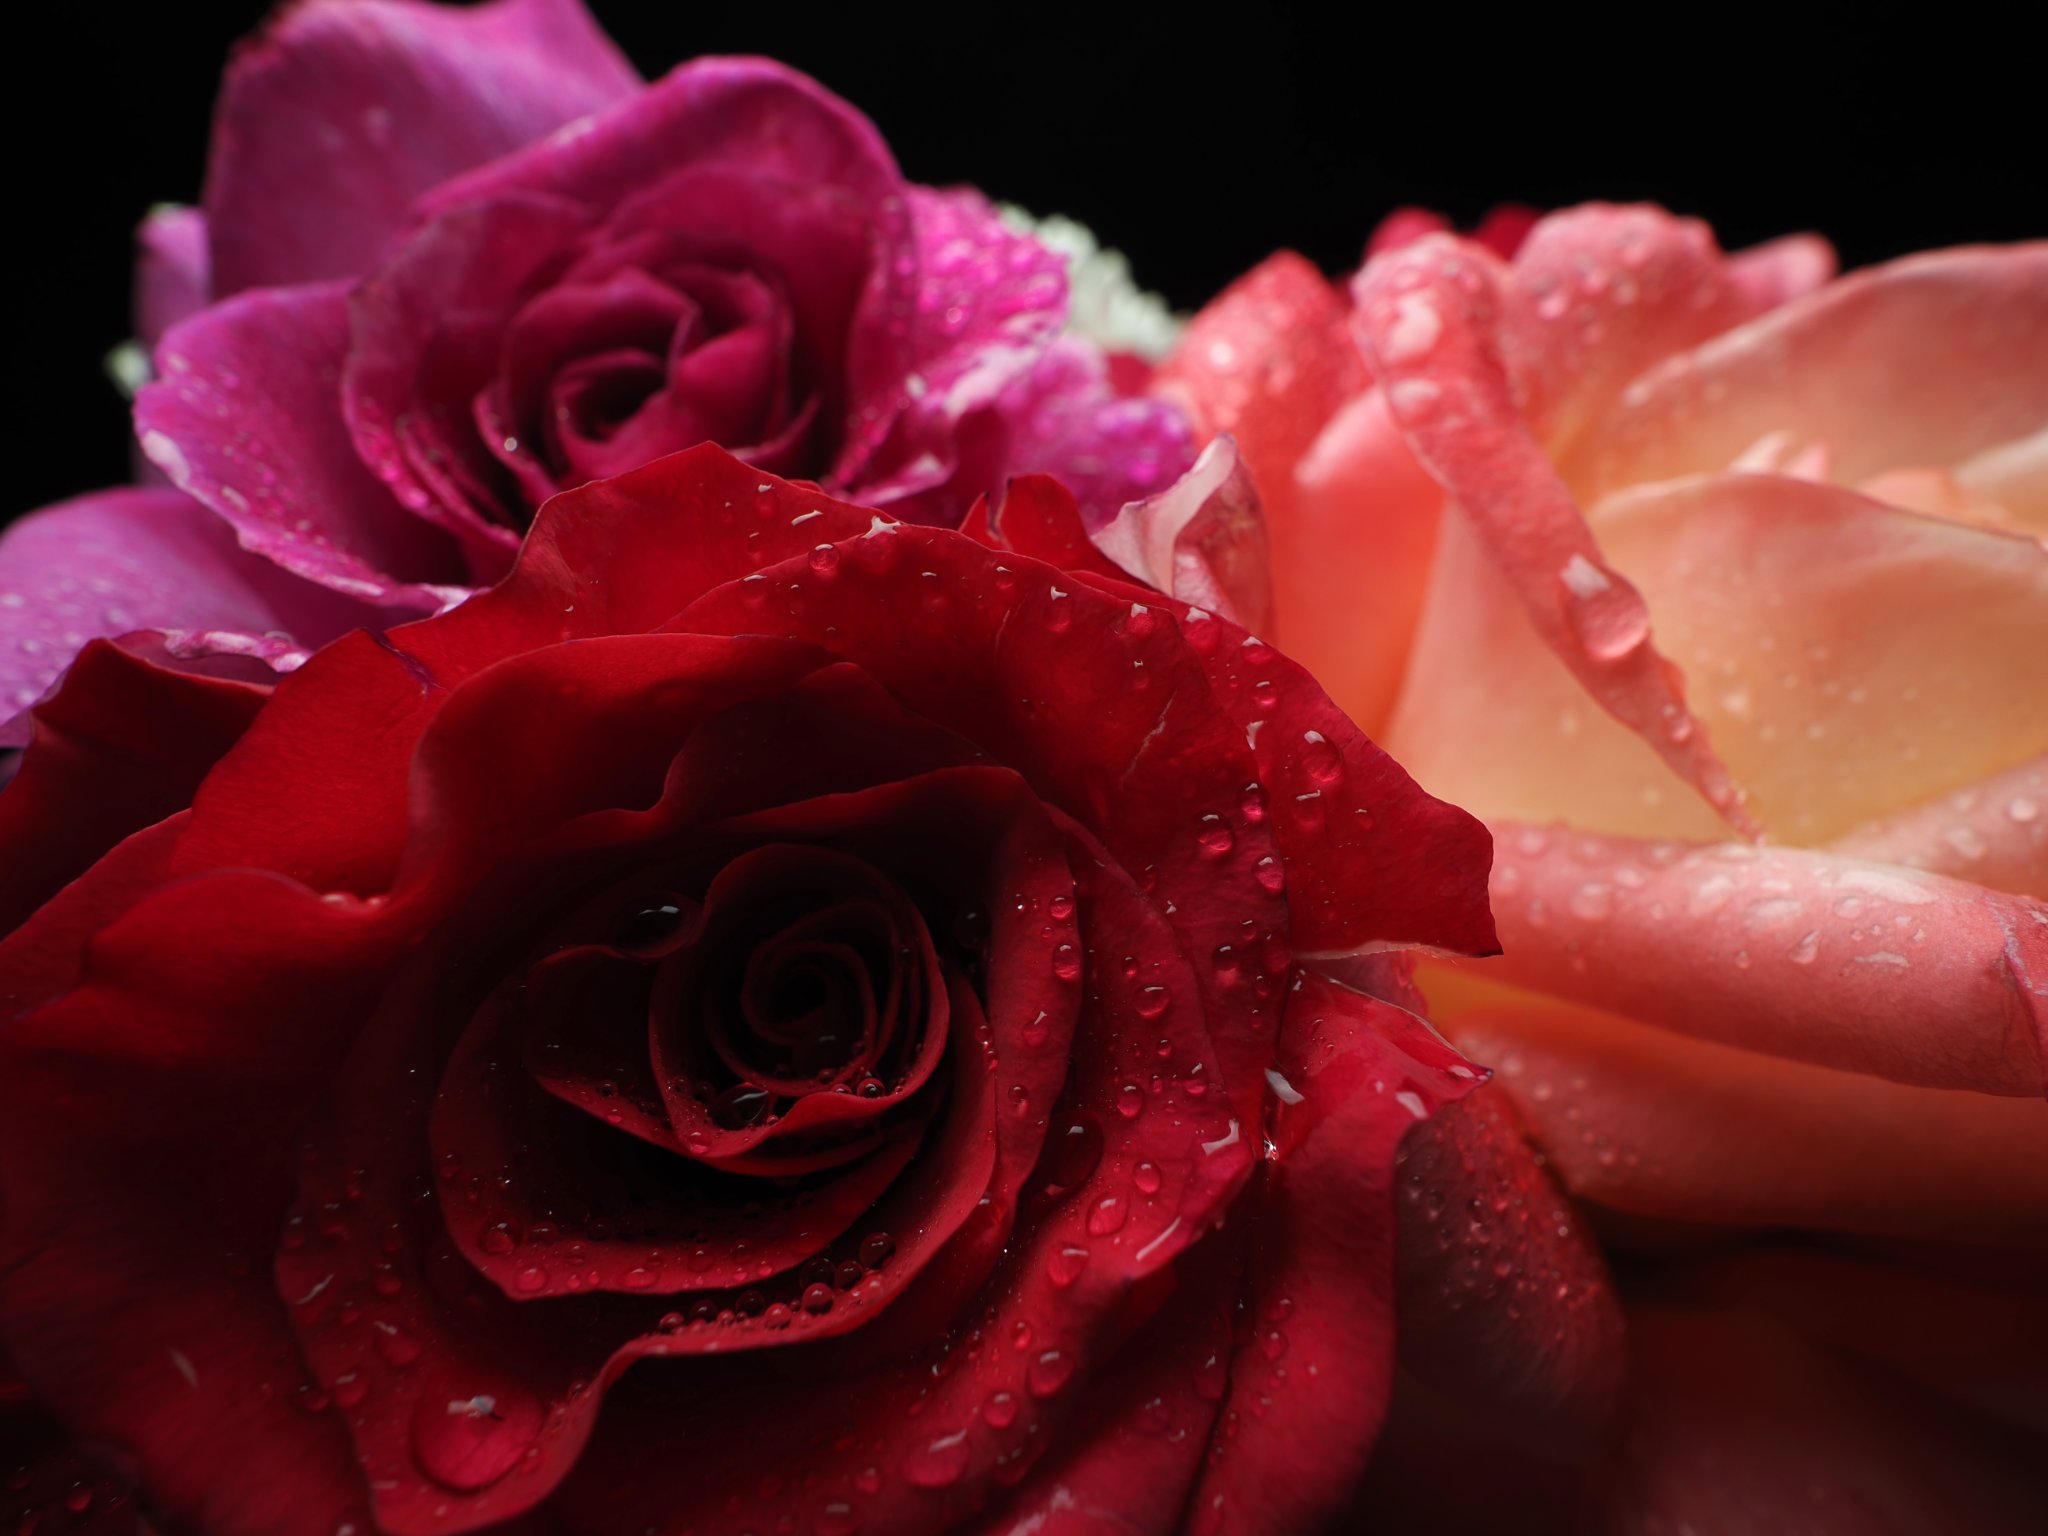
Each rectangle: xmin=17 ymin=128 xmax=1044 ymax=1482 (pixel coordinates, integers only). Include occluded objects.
xmin=0 ymin=445 xmax=1494 ymax=1536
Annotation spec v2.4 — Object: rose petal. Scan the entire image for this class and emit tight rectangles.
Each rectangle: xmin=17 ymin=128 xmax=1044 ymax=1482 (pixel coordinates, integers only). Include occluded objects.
xmin=548 ymin=834 xmax=1252 ymax=1536
xmin=1610 ymin=1309 xmax=2048 ymax=1535
xmin=676 ymin=518 xmax=1294 ymax=1122
xmin=1472 ymin=824 xmax=2048 ymax=1095
xmin=1663 ymin=1246 xmax=2048 ymax=1436
xmin=1588 ymin=471 xmax=2048 ymax=843
xmin=0 ymin=639 xmax=263 ymax=936
xmin=0 ymin=874 xmax=411 ymax=1536
xmin=135 ymin=203 xmax=210 ymax=347
xmin=1831 ymin=754 xmax=2048 ymax=900
xmin=1151 ymin=251 xmax=1362 ymax=493
xmin=1394 ymin=512 xmax=1690 ymax=846
xmin=1184 ymin=975 xmax=1492 ymax=1536
xmin=837 ymin=186 xmax=1068 ymax=501
xmin=1093 ymin=435 xmax=1274 ymax=632
xmin=1723 ymin=232 xmax=1839 ymax=315
xmin=205 ymin=0 xmax=638 ymax=293
xmin=1270 ymin=385 xmax=1446 ymax=735
xmin=1445 ymin=1001 xmax=2048 ymax=1241
xmin=1567 ymin=243 xmax=2048 ymax=506
xmin=1499 ymin=206 xmax=1769 ymax=454
xmin=1956 ymin=422 xmax=2048 ymax=532
xmin=952 ymin=472 xmax=1496 ymax=960
xmin=137 ymin=284 xmax=467 ymax=607
xmin=343 ymin=192 xmax=592 ymax=565
xmin=398 ymin=443 xmax=877 ymax=676
xmin=1389 ymin=1083 xmax=1625 ymax=1459
xmin=0 ymin=486 xmax=373 ymax=741
xmin=1354 ymin=236 xmax=1757 ymax=835
xmin=955 ymin=336 xmax=1198 ymax=530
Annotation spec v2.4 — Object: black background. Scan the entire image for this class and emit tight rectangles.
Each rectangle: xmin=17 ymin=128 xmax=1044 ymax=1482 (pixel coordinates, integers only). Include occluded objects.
xmin=8 ymin=1 xmax=2040 ymax=522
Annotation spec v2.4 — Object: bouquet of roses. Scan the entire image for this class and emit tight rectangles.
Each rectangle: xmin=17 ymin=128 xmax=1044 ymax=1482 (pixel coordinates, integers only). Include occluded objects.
xmin=3 ymin=3 xmax=2042 ymax=1533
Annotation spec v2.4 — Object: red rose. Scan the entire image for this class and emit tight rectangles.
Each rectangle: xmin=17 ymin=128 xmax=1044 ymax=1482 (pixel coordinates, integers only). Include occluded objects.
xmin=0 ymin=445 xmax=1493 ymax=1535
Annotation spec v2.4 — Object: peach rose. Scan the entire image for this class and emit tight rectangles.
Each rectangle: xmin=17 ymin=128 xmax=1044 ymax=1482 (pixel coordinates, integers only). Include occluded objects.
xmin=1158 ymin=205 xmax=2048 ymax=1530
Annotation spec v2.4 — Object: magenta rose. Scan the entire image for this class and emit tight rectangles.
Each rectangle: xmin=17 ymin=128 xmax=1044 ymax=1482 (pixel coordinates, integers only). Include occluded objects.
xmin=0 ymin=0 xmax=1191 ymax=735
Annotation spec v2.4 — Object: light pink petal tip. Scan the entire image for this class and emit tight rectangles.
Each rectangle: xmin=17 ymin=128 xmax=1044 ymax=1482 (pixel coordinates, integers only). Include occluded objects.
xmin=205 ymin=0 xmax=639 ymax=294
xmin=1092 ymin=435 xmax=1273 ymax=631
xmin=1476 ymin=821 xmax=2048 ymax=1097
xmin=1352 ymin=234 xmax=1758 ymax=837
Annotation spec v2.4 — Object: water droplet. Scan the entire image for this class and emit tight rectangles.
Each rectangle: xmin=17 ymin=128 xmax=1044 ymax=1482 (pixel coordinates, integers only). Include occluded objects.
xmin=1115 ymin=1083 xmax=1146 ymax=1120
xmin=1052 ymin=943 xmax=1082 ymax=983
xmin=1047 ymin=1244 xmax=1091 ymax=1287
xmin=411 ymin=1386 xmax=540 ymax=1492
xmin=1301 ymin=731 xmax=1342 ymax=785
xmin=1788 ymin=931 xmax=1820 ymax=965
xmin=1027 ymin=1349 xmax=1075 ymax=1396
xmin=1568 ymin=883 xmax=1613 ymax=921
xmin=1196 ymin=817 xmax=1235 ymax=858
xmin=1087 ymin=1196 xmax=1127 ymax=1236
xmin=1133 ymin=1161 xmax=1163 ymax=1195
xmin=617 ymin=901 xmax=685 ymax=950
xmin=859 ymin=1232 xmax=895 ymax=1269
xmin=982 ymin=1390 xmax=1019 ymax=1428
xmin=1044 ymin=1115 xmax=1104 ymax=1190
xmin=1134 ymin=985 xmax=1171 ymax=1020
xmin=712 ymin=1082 xmax=774 ymax=1129
xmin=903 ymin=1429 xmax=971 ymax=1488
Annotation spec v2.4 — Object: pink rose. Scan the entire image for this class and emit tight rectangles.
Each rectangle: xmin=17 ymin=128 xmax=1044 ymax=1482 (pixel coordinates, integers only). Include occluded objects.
xmin=1161 ymin=203 xmax=2048 ymax=1530
xmin=0 ymin=0 xmax=1190 ymax=737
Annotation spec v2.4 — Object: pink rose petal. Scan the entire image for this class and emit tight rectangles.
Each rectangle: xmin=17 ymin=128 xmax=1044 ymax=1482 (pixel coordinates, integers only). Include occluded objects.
xmin=1092 ymin=435 xmax=1273 ymax=631
xmin=135 ymin=204 xmax=210 ymax=347
xmin=205 ymin=0 xmax=638 ymax=293
xmin=1723 ymin=232 xmax=1839 ymax=314
xmin=1447 ymin=1002 xmax=2048 ymax=1241
xmin=1354 ymin=235 xmax=1758 ymax=836
xmin=1472 ymin=823 xmax=2048 ymax=1095
xmin=136 ymin=283 xmax=467 ymax=609
xmin=1831 ymin=754 xmax=2048 ymax=900
xmin=0 ymin=487 xmax=377 ymax=743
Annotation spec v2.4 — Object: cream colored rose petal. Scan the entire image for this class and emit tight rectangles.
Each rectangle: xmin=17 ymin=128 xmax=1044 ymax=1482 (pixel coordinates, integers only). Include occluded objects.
xmin=1831 ymin=754 xmax=2048 ymax=900
xmin=1384 ymin=507 xmax=1732 ymax=842
xmin=1567 ymin=244 xmax=2048 ymax=505
xmin=1591 ymin=470 xmax=2048 ymax=843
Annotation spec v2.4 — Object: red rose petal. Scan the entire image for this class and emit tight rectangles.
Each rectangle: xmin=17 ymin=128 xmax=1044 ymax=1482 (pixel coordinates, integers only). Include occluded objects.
xmin=1184 ymin=974 xmax=1485 ymax=1536
xmin=0 ymin=874 xmax=413 ymax=1536
xmin=1389 ymin=1084 xmax=1625 ymax=1459
xmin=0 ymin=640 xmax=262 ymax=934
